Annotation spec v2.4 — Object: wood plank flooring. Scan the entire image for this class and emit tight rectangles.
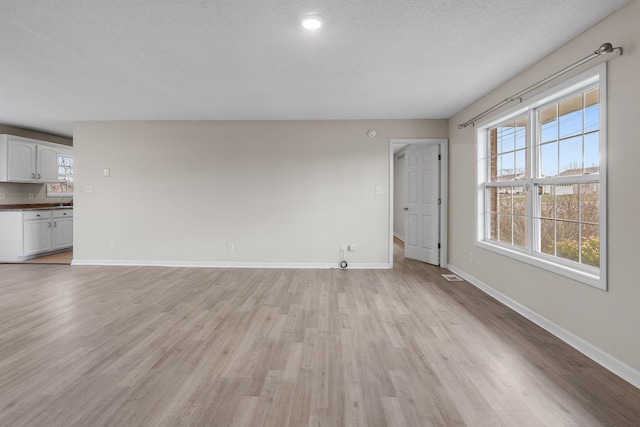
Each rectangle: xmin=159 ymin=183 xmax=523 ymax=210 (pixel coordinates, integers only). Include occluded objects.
xmin=23 ymin=250 xmax=73 ymax=265
xmin=0 ymin=243 xmax=639 ymax=426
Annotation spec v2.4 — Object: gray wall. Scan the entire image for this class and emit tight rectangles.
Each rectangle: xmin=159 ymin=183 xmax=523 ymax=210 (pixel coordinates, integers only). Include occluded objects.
xmin=448 ymin=0 xmax=640 ymax=373
xmin=73 ymin=119 xmax=447 ymax=265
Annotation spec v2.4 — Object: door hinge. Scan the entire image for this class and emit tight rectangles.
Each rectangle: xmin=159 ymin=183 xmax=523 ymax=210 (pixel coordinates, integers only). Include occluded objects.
xmin=438 ymin=198 xmax=441 ymax=205
xmin=438 ymin=243 xmax=441 ymax=249
xmin=438 ymin=154 xmax=441 ymax=160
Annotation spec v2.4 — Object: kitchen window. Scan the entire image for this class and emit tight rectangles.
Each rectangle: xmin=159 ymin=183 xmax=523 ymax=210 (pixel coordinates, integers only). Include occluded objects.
xmin=477 ymin=64 xmax=606 ymax=290
xmin=47 ymin=153 xmax=74 ymax=197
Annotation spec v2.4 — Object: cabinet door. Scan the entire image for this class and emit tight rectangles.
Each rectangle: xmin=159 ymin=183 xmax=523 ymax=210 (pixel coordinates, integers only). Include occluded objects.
xmin=52 ymin=218 xmax=73 ymax=250
xmin=37 ymin=146 xmax=59 ymax=183
xmin=8 ymin=140 xmax=36 ymax=182
xmin=24 ymin=220 xmax=52 ymax=255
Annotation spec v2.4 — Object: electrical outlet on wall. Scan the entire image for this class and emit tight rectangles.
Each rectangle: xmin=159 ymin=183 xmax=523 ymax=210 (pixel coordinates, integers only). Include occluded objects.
xmin=108 ymin=241 xmax=115 ymax=249
xmin=28 ymin=193 xmax=34 ymax=199
xmin=227 ymin=242 xmax=234 ymax=252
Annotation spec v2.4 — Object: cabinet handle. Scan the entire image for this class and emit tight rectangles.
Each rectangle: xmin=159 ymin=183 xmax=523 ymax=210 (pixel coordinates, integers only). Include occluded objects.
xmin=31 ymin=173 xmax=35 ymax=179
xmin=54 ymin=222 xmax=57 ymax=228
xmin=37 ymin=173 xmax=41 ymax=179
xmin=36 ymin=214 xmax=41 ymax=217
xmin=48 ymin=222 xmax=51 ymax=228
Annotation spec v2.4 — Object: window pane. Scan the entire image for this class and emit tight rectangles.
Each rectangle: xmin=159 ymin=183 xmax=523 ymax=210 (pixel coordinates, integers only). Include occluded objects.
xmin=498 ymin=153 xmax=514 ymax=180
xmin=540 ymin=142 xmax=558 ymax=177
xmin=580 ymin=183 xmax=599 ymax=223
xmin=584 ymin=88 xmax=600 ymax=133
xmin=539 ymin=218 xmax=555 ymax=255
xmin=499 ymin=189 xmax=512 ymax=214
xmin=513 ymin=215 xmax=527 ymax=248
xmin=584 ymin=132 xmax=599 ymax=172
xmin=489 ymin=155 xmax=498 ymax=181
xmin=488 ymin=187 xmax=498 ymax=213
xmin=555 ymin=187 xmax=579 ymax=221
xmin=515 ymin=116 xmax=528 ymax=150
xmin=499 ymin=214 xmax=512 ymax=244
xmin=539 ymin=185 xmax=555 ymax=219
xmin=556 ymin=221 xmax=579 ymax=262
xmin=581 ymin=225 xmax=600 ymax=267
xmin=515 ymin=149 xmax=526 ymax=177
xmin=559 ymin=136 xmax=583 ymax=175
xmin=539 ymin=104 xmax=558 ymax=144
xmin=513 ymin=188 xmax=526 ymax=215
xmin=559 ymin=94 xmax=583 ymax=139
xmin=500 ymin=124 xmax=515 ymax=153
xmin=489 ymin=213 xmax=498 ymax=241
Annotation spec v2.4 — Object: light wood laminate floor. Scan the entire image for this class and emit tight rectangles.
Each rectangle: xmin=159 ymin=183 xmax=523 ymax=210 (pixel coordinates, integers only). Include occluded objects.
xmin=0 ymin=244 xmax=639 ymax=426
xmin=23 ymin=250 xmax=73 ymax=265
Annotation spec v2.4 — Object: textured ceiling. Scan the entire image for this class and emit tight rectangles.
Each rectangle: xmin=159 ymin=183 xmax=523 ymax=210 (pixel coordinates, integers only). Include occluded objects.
xmin=0 ymin=0 xmax=631 ymax=138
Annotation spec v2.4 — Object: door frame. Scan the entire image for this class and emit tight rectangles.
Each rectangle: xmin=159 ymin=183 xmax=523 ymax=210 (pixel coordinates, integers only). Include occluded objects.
xmin=389 ymin=138 xmax=448 ymax=268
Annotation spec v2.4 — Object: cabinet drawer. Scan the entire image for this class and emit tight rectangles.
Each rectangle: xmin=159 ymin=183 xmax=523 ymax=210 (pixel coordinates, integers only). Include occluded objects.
xmin=53 ymin=209 xmax=73 ymax=218
xmin=23 ymin=210 xmax=51 ymax=221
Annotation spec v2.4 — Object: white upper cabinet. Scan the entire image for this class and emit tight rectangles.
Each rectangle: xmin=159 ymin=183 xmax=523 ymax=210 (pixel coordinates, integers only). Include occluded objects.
xmin=0 ymin=134 xmax=70 ymax=183
xmin=7 ymin=139 xmax=36 ymax=181
xmin=36 ymin=145 xmax=59 ymax=183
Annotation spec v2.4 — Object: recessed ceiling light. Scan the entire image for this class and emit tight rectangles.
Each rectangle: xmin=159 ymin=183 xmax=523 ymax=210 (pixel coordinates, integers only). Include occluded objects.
xmin=300 ymin=13 xmax=324 ymax=30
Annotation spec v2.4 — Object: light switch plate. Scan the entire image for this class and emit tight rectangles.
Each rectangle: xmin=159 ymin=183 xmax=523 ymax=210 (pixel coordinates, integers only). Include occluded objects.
xmin=28 ymin=193 xmax=34 ymax=199
xmin=104 ymin=168 xmax=110 ymax=177
xmin=375 ymin=186 xmax=382 ymax=195
xmin=85 ymin=185 xmax=94 ymax=193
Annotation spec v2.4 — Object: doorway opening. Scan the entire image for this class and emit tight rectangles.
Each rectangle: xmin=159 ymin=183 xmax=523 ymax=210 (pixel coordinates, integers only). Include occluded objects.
xmin=389 ymin=138 xmax=448 ymax=268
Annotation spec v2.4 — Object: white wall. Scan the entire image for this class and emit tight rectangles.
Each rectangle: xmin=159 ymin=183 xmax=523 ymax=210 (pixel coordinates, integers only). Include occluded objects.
xmin=393 ymin=146 xmax=408 ymax=240
xmin=448 ymin=0 xmax=640 ymax=374
xmin=73 ymin=120 xmax=447 ymax=266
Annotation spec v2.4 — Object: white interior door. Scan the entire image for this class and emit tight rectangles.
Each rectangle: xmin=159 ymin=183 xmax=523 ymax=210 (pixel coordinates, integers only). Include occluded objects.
xmin=404 ymin=144 xmax=440 ymax=265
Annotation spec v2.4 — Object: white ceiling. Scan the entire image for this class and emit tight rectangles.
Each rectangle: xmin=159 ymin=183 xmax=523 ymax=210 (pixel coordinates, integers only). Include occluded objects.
xmin=0 ymin=0 xmax=630 ymax=138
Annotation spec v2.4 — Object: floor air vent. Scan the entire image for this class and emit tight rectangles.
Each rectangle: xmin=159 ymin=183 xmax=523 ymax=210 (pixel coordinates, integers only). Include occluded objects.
xmin=441 ymin=274 xmax=463 ymax=282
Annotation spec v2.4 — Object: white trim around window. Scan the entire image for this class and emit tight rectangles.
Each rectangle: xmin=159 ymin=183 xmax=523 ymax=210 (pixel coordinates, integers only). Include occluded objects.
xmin=475 ymin=64 xmax=607 ymax=290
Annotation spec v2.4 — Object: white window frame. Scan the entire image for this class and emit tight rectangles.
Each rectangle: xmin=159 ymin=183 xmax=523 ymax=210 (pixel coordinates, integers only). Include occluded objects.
xmin=476 ymin=64 xmax=607 ymax=290
xmin=46 ymin=150 xmax=74 ymax=198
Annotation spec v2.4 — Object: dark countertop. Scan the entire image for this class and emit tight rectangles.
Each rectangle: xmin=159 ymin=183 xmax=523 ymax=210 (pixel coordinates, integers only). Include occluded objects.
xmin=0 ymin=203 xmax=73 ymax=211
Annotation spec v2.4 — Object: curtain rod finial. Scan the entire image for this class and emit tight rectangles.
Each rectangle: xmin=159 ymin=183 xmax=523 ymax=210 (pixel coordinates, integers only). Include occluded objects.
xmin=596 ymin=43 xmax=614 ymax=55
xmin=596 ymin=42 xmax=623 ymax=56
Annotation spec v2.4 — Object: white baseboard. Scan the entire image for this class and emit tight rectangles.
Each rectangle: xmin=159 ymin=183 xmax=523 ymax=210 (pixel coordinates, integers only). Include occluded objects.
xmin=71 ymin=259 xmax=391 ymax=270
xmin=447 ymin=264 xmax=640 ymax=390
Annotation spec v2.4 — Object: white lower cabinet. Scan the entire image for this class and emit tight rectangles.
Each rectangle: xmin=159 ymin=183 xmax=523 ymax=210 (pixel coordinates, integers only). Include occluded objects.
xmin=23 ymin=211 xmax=53 ymax=255
xmin=52 ymin=210 xmax=73 ymax=250
xmin=0 ymin=208 xmax=73 ymax=261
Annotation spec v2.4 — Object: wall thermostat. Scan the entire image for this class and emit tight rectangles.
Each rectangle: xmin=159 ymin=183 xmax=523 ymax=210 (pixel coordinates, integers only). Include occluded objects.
xmin=367 ymin=129 xmax=377 ymax=138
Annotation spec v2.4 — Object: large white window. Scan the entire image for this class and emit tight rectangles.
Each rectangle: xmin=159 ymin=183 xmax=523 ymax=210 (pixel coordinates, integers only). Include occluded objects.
xmin=477 ymin=65 xmax=606 ymax=290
